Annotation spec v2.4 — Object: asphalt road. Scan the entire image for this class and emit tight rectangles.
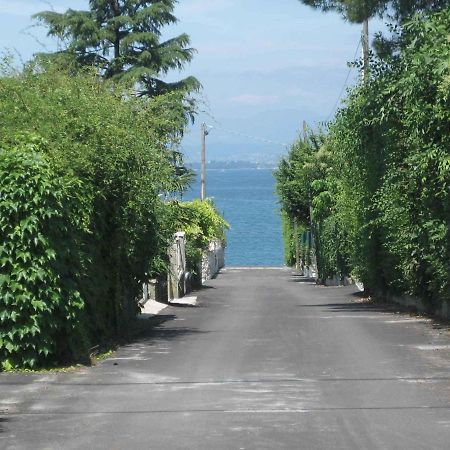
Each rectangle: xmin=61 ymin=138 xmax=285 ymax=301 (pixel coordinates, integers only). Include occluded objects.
xmin=2 ymin=268 xmax=450 ymax=449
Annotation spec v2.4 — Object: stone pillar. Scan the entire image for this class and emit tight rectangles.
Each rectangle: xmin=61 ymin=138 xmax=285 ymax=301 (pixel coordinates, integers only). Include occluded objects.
xmin=168 ymin=232 xmax=186 ymax=300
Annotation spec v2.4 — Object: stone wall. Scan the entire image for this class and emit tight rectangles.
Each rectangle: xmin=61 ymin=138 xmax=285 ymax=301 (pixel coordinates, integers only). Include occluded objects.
xmin=139 ymin=237 xmax=225 ymax=308
xmin=168 ymin=232 xmax=187 ymax=300
xmin=323 ymin=275 xmax=355 ymax=287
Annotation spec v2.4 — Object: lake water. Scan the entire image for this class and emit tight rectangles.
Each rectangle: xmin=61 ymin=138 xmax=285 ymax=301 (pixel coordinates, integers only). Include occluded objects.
xmin=184 ymin=169 xmax=284 ymax=267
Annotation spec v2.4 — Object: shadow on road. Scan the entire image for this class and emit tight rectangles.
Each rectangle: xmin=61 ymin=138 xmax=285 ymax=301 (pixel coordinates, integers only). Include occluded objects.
xmin=131 ymin=314 xmax=187 ymax=342
xmin=137 ymin=313 xmax=177 ymax=327
xmin=145 ymin=325 xmax=210 ymax=342
xmin=296 ymin=301 xmax=406 ymax=313
xmin=168 ymin=302 xmax=201 ymax=308
xmin=288 ymin=275 xmax=317 ymax=283
xmin=0 ymin=417 xmax=8 ymax=433
xmin=129 ymin=314 xmax=210 ymax=347
xmin=297 ymin=297 xmax=450 ymax=333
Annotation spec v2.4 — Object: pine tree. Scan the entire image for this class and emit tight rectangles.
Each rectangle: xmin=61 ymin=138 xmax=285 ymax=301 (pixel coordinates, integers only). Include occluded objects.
xmin=34 ymin=0 xmax=200 ymax=97
xmin=300 ymin=0 xmax=449 ymax=57
xmin=299 ymin=0 xmax=449 ymax=23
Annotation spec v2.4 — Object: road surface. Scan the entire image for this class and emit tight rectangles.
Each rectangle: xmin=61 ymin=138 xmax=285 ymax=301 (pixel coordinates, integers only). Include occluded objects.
xmin=2 ymin=268 xmax=450 ymax=449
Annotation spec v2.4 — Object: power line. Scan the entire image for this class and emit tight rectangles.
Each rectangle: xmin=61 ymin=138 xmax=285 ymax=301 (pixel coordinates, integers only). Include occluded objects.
xmin=208 ymin=124 xmax=290 ymax=149
xmin=204 ymin=39 xmax=361 ymax=148
xmin=325 ymin=39 xmax=361 ymax=123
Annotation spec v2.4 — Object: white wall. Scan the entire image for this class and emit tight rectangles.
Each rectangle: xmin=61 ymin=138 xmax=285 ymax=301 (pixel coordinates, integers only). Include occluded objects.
xmin=201 ymin=240 xmax=225 ymax=283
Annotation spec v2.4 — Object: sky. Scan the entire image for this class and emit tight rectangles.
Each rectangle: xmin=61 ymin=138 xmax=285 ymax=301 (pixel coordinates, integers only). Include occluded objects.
xmin=0 ymin=0 xmax=384 ymax=163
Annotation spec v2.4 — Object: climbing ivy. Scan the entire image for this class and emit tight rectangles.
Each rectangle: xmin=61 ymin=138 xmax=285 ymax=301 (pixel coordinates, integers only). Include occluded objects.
xmin=0 ymin=136 xmax=89 ymax=369
xmin=0 ymin=58 xmax=194 ymax=368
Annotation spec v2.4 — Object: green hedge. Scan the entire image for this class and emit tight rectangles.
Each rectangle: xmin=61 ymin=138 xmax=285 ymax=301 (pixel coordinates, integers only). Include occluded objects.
xmin=0 ymin=137 xmax=89 ymax=369
xmin=330 ymin=9 xmax=450 ymax=300
xmin=276 ymin=9 xmax=450 ymax=304
xmin=176 ymin=199 xmax=229 ymax=274
xmin=0 ymin=60 xmax=192 ymax=369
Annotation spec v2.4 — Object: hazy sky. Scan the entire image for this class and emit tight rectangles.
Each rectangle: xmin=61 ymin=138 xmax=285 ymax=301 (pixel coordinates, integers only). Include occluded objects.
xmin=0 ymin=0 xmax=383 ymax=162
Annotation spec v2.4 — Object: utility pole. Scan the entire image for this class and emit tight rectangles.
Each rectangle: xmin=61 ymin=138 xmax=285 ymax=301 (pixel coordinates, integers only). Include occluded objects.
xmin=362 ymin=18 xmax=369 ymax=82
xmin=200 ymin=122 xmax=208 ymax=201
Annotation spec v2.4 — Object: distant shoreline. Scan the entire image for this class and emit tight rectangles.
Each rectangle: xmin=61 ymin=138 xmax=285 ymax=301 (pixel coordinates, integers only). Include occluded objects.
xmin=188 ymin=162 xmax=277 ymax=171
xmin=204 ymin=167 xmax=276 ymax=171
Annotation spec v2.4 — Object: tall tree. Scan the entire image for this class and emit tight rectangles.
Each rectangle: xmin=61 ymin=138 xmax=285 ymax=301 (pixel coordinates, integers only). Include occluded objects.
xmin=299 ymin=0 xmax=449 ymax=58
xmin=299 ymin=0 xmax=449 ymax=22
xmin=34 ymin=0 xmax=200 ymax=97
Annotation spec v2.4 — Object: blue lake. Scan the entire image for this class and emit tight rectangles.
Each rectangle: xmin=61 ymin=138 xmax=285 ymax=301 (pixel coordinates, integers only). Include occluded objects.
xmin=184 ymin=168 xmax=284 ymax=267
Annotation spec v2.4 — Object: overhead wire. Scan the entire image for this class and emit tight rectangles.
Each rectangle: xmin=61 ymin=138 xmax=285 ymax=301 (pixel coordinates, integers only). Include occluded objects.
xmin=207 ymin=124 xmax=290 ymax=149
xmin=325 ymin=38 xmax=362 ymax=123
xmin=202 ymin=38 xmax=362 ymax=147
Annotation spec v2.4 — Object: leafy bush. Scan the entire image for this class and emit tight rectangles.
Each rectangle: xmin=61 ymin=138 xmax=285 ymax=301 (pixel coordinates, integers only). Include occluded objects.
xmin=176 ymin=199 xmax=229 ymax=273
xmin=280 ymin=212 xmax=300 ymax=267
xmin=0 ymin=136 xmax=89 ymax=369
xmin=275 ymin=134 xmax=348 ymax=280
xmin=277 ymin=9 xmax=450 ymax=304
xmin=372 ymin=10 xmax=450 ymax=301
xmin=0 ymin=59 xmax=193 ymax=368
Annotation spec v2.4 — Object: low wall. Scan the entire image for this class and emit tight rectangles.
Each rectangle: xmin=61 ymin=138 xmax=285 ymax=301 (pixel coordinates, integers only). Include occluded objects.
xmin=318 ymin=272 xmax=450 ymax=322
xmin=303 ymin=265 xmax=317 ymax=279
xmin=201 ymin=240 xmax=225 ymax=283
xmin=139 ymin=276 xmax=168 ymax=307
xmin=139 ymin=239 xmax=225 ymax=308
xmin=323 ymin=275 xmax=355 ymax=287
xmin=387 ymin=293 xmax=450 ymax=321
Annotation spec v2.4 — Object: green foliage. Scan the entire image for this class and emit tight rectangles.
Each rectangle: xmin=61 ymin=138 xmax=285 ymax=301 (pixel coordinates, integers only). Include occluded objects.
xmin=371 ymin=9 xmax=450 ymax=301
xmin=175 ymin=199 xmax=229 ymax=272
xmin=281 ymin=212 xmax=296 ymax=266
xmin=34 ymin=0 xmax=201 ymax=97
xmin=278 ymin=9 xmax=450 ymax=304
xmin=299 ymin=0 xmax=449 ymax=58
xmin=0 ymin=59 xmax=193 ymax=368
xmin=275 ymin=139 xmax=315 ymax=224
xmin=298 ymin=0 xmax=449 ymax=23
xmin=0 ymin=136 xmax=89 ymax=369
xmin=327 ymin=8 xmax=450 ymax=298
xmin=275 ymin=133 xmax=347 ymax=280
xmin=328 ymin=81 xmax=388 ymax=291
